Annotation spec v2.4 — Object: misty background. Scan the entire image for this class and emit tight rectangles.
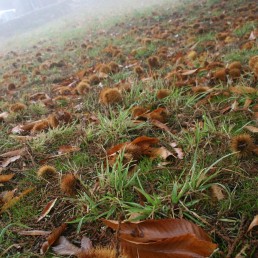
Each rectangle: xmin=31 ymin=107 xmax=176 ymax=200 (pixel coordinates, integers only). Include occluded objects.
xmin=0 ymin=0 xmax=175 ymax=51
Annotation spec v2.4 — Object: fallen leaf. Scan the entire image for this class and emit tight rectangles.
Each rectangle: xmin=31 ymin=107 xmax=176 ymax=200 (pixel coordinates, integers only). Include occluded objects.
xmin=150 ymin=119 xmax=171 ymax=132
xmin=229 ymin=86 xmax=257 ymax=94
xmin=0 ymin=188 xmax=34 ymax=214
xmin=58 ymin=145 xmax=81 ymax=155
xmin=40 ymin=223 xmax=67 ymax=254
xmin=244 ymin=125 xmax=258 ymax=133
xmin=0 ymin=148 xmax=27 ymax=158
xmin=243 ymin=98 xmax=252 ymax=109
xmin=248 ymin=31 xmax=256 ymax=40
xmin=103 ymin=218 xmax=217 ymax=258
xmin=52 ymin=236 xmax=81 ymax=256
xmin=0 ymin=189 xmax=16 ymax=203
xmin=147 ymin=147 xmax=174 ymax=160
xmin=247 ymin=215 xmax=258 ymax=232
xmin=53 ymin=236 xmax=92 ymax=256
xmin=1 ymin=156 xmax=21 ymax=168
xmin=170 ymin=143 xmax=184 ymax=159
xmin=37 ymin=198 xmax=58 ymax=222
xmin=0 ymin=112 xmax=9 ymax=121
xmin=181 ymin=68 xmax=199 ymax=76
xmin=211 ymin=185 xmax=225 ymax=201
xmin=0 ymin=174 xmax=15 ymax=183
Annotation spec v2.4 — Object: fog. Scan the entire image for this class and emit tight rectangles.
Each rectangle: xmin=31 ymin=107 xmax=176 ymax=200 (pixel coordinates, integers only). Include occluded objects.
xmin=0 ymin=0 xmax=176 ymax=52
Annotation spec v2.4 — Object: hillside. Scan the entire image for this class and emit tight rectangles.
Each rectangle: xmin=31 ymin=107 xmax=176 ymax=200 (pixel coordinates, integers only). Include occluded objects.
xmin=0 ymin=0 xmax=257 ymax=257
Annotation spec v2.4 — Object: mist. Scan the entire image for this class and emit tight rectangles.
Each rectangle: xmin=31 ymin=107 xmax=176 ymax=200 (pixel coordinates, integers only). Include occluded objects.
xmin=0 ymin=0 xmax=175 ymax=52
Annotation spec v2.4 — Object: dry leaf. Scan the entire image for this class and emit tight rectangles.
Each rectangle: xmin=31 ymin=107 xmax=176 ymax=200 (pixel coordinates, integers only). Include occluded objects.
xmin=170 ymin=143 xmax=184 ymax=159
xmin=37 ymin=198 xmax=58 ymax=222
xmin=147 ymin=147 xmax=174 ymax=160
xmin=1 ymin=155 xmax=21 ymax=168
xmin=103 ymin=218 xmax=217 ymax=258
xmin=181 ymin=68 xmax=199 ymax=76
xmin=247 ymin=215 xmax=258 ymax=232
xmin=211 ymin=185 xmax=225 ymax=201
xmin=0 ymin=112 xmax=9 ymax=121
xmin=248 ymin=31 xmax=256 ymax=40
xmin=244 ymin=125 xmax=258 ymax=133
xmin=0 ymin=189 xmax=16 ymax=203
xmin=40 ymin=223 xmax=67 ymax=254
xmin=58 ymin=145 xmax=81 ymax=155
xmin=0 ymin=148 xmax=27 ymax=158
xmin=150 ymin=119 xmax=171 ymax=132
xmin=229 ymin=86 xmax=257 ymax=94
xmin=0 ymin=188 xmax=34 ymax=214
xmin=53 ymin=236 xmax=92 ymax=256
xmin=52 ymin=236 xmax=81 ymax=256
xmin=0 ymin=174 xmax=15 ymax=183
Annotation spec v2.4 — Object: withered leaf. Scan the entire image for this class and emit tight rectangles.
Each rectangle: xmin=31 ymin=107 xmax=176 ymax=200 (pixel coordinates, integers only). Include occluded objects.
xmin=0 ymin=189 xmax=16 ymax=203
xmin=1 ymin=156 xmax=21 ymax=168
xmin=229 ymin=86 xmax=257 ymax=94
xmin=0 ymin=112 xmax=9 ymax=121
xmin=37 ymin=198 xmax=58 ymax=222
xmin=150 ymin=119 xmax=171 ymax=132
xmin=0 ymin=174 xmax=15 ymax=183
xmin=244 ymin=125 xmax=258 ymax=133
xmin=210 ymin=185 xmax=225 ymax=201
xmin=103 ymin=218 xmax=217 ymax=258
xmin=58 ymin=145 xmax=81 ymax=155
xmin=247 ymin=215 xmax=258 ymax=232
xmin=0 ymin=188 xmax=34 ymax=214
xmin=181 ymin=68 xmax=199 ymax=76
xmin=53 ymin=236 xmax=92 ymax=256
xmin=52 ymin=236 xmax=81 ymax=256
xmin=0 ymin=147 xmax=27 ymax=158
xmin=40 ymin=223 xmax=67 ymax=254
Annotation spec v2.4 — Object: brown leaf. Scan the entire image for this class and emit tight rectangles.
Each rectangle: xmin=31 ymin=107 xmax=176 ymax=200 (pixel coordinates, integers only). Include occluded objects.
xmin=53 ymin=236 xmax=92 ymax=256
xmin=170 ymin=143 xmax=184 ymax=160
xmin=147 ymin=147 xmax=174 ymax=160
xmin=0 ymin=112 xmax=9 ymax=121
xmin=0 ymin=174 xmax=15 ymax=183
xmin=1 ymin=156 xmax=21 ymax=168
xmin=244 ymin=125 xmax=258 ymax=133
xmin=131 ymin=136 xmax=159 ymax=148
xmin=107 ymin=142 xmax=128 ymax=156
xmin=243 ymin=98 xmax=252 ymax=109
xmin=40 ymin=223 xmax=67 ymax=254
xmin=248 ymin=31 xmax=256 ymax=40
xmin=37 ymin=198 xmax=58 ymax=222
xmin=210 ymin=185 xmax=225 ymax=201
xmin=0 ymin=188 xmax=34 ymax=214
xmin=103 ymin=218 xmax=217 ymax=258
xmin=180 ymin=68 xmax=199 ymax=76
xmin=229 ymin=86 xmax=257 ymax=94
xmin=0 ymin=148 xmax=27 ymax=158
xmin=52 ymin=236 xmax=81 ymax=256
xmin=58 ymin=145 xmax=81 ymax=155
xmin=247 ymin=215 xmax=258 ymax=232
xmin=150 ymin=119 xmax=171 ymax=132
xmin=0 ymin=189 xmax=16 ymax=203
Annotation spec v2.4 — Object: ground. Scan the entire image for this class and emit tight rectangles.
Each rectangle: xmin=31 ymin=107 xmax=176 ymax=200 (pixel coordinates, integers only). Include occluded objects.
xmin=0 ymin=0 xmax=257 ymax=257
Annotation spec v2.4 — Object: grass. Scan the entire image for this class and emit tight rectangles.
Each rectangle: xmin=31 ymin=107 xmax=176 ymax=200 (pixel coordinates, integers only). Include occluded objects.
xmin=0 ymin=0 xmax=258 ymax=257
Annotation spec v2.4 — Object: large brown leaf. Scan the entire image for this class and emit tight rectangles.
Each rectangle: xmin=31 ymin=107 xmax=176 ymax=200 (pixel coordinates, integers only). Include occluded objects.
xmin=103 ymin=218 xmax=217 ymax=258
